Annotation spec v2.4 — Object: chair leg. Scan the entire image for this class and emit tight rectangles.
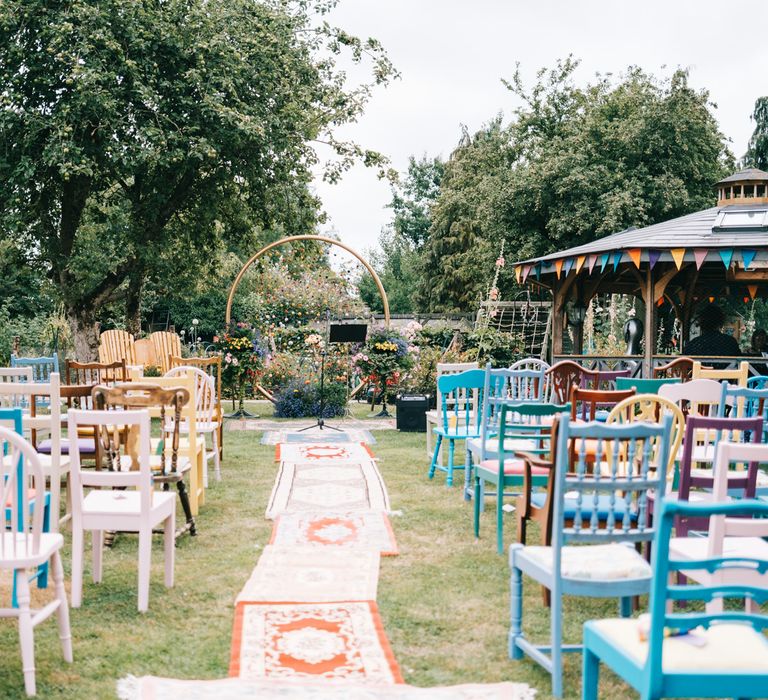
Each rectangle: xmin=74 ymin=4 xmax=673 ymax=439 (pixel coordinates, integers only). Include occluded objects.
xmin=428 ymin=436 xmax=442 ymax=480
xmin=212 ymin=429 xmax=221 ymax=482
xmin=164 ymin=514 xmax=175 ymax=588
xmin=137 ymin=527 xmax=152 ymax=613
xmin=49 ymin=472 xmax=61 ymax=533
xmin=71 ymin=525 xmax=84 ymax=608
xmin=176 ymin=480 xmax=197 ymax=536
xmin=92 ymin=530 xmax=104 ymax=583
xmin=582 ymin=646 xmax=600 ymax=700
xmin=15 ymin=571 xmax=36 ymax=696
xmin=620 ymin=596 xmax=632 ymax=618
xmin=51 ymin=551 xmax=73 ymax=663
xmin=473 ymin=475 xmax=482 ymax=538
xmin=551 ymin=589 xmax=564 ymax=698
xmin=496 ymin=484 xmax=505 ymax=555
xmin=509 ymin=563 xmax=524 ymax=660
xmin=446 ymin=439 xmax=455 ymax=487
xmin=463 ymin=446 xmax=473 ymax=501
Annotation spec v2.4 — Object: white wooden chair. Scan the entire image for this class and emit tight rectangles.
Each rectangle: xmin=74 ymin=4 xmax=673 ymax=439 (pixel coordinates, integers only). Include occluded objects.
xmin=0 ymin=373 xmax=69 ymax=530
xmin=0 ymin=427 xmax=72 ymax=696
xmin=669 ymin=440 xmax=768 ymax=613
xmin=164 ymin=366 xmax=221 ymax=485
xmin=425 ymin=361 xmax=479 ymax=459
xmin=0 ymin=366 xmax=33 ymax=409
xmin=67 ymin=408 xmax=176 ymax=613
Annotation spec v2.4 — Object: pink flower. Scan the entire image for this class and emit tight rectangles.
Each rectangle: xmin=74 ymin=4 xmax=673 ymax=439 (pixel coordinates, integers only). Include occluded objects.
xmin=489 ymin=287 xmax=499 ymax=300
xmin=495 ymin=256 xmax=505 ymax=267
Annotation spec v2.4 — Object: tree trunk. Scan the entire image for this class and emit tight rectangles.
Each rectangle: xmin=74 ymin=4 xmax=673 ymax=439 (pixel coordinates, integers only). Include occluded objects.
xmin=67 ymin=307 xmax=101 ymax=362
xmin=125 ymin=270 xmax=145 ymax=337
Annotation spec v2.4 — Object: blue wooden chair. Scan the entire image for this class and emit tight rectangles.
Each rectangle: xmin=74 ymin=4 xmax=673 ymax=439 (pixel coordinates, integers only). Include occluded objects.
xmin=615 ymin=376 xmax=681 ymax=394
xmin=11 ymin=353 xmax=59 ymax=408
xmin=428 ymin=369 xmax=486 ymax=487
xmin=464 ymin=364 xmax=546 ymax=498
xmin=474 ymin=399 xmax=569 ymax=553
xmin=509 ymin=413 xmax=673 ymax=698
xmin=583 ymin=497 xmax=768 ymax=700
xmin=0 ymin=408 xmax=51 ymax=603
xmin=746 ymin=374 xmax=768 ymax=390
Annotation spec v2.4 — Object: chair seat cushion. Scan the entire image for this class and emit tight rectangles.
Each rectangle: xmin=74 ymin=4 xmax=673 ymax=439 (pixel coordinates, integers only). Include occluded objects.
xmin=520 ymin=543 xmax=652 ymax=581
xmin=588 ymin=618 xmax=768 ymax=671
xmin=530 ymin=493 xmax=637 ymax=521
xmin=467 ymin=437 xmax=539 ymax=456
xmin=82 ymin=489 xmax=176 ymax=516
xmin=478 ymin=459 xmax=549 ymax=476
xmin=37 ymin=438 xmax=96 ymax=455
xmin=669 ymin=536 xmax=768 ymax=562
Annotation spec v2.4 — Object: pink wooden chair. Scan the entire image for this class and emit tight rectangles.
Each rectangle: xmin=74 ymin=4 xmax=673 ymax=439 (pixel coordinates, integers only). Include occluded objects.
xmin=1 ymin=427 xmax=72 ymax=696
xmin=669 ymin=440 xmax=768 ymax=613
xmin=164 ymin=366 xmax=221 ymax=484
xmin=67 ymin=408 xmax=176 ymax=612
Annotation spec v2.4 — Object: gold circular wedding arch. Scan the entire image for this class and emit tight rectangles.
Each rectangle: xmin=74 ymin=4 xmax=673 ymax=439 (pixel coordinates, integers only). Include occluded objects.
xmin=225 ymin=234 xmax=390 ymax=327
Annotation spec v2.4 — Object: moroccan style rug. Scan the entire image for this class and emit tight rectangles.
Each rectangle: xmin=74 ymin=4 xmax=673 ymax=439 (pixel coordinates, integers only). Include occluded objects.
xmin=265 ymin=460 xmax=391 ymax=519
xmin=229 ymin=601 xmax=403 ymax=684
xmin=261 ymin=429 xmax=377 ymax=446
xmin=274 ymin=442 xmax=376 ymax=463
xmin=118 ymin=676 xmax=536 ymax=699
xmin=269 ymin=511 xmax=398 ymax=556
xmin=235 ymin=546 xmax=380 ymax=604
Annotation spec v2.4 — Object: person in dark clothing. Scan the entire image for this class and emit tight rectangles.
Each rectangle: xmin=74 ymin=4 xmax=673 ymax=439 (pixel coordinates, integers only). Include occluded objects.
xmin=682 ymin=303 xmax=741 ymax=357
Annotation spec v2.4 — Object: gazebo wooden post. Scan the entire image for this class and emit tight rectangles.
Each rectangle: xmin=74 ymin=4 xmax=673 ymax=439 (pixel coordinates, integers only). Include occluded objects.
xmin=551 ymin=282 xmax=564 ymax=357
xmin=644 ymin=265 xmax=654 ymax=378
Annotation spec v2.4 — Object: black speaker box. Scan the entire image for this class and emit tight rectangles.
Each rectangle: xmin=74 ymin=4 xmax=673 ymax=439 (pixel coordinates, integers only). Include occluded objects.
xmin=396 ymin=394 xmax=429 ymax=432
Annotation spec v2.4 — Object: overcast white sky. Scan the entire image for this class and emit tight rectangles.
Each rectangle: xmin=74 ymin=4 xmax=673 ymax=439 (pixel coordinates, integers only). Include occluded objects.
xmin=311 ymin=0 xmax=767 ymax=257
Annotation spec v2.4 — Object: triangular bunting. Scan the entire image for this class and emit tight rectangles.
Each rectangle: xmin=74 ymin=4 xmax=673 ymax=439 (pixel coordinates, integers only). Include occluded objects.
xmin=533 ymin=264 xmax=541 ymax=280
xmin=671 ymin=248 xmax=686 ymax=270
xmin=719 ymin=249 xmax=734 ymax=269
xmin=514 ymin=266 xmax=522 ymax=284
xmin=748 ymin=285 xmax=758 ymax=300
xmin=656 ymin=296 xmax=665 ymax=307
xmin=648 ymin=250 xmax=661 ymax=270
xmin=522 ymin=264 xmax=532 ymax=282
xmin=600 ymin=253 xmax=610 ymax=273
xmin=612 ymin=251 xmax=623 ymax=272
xmin=628 ymin=249 xmax=642 ymax=268
xmin=554 ymin=259 xmax=564 ymax=279
xmin=587 ymin=254 xmax=597 ymax=274
xmin=694 ymin=249 xmax=708 ymax=270
xmin=563 ymin=258 xmax=574 ymax=276
xmin=741 ymin=249 xmax=757 ymax=270
xmin=575 ymin=255 xmax=586 ymax=274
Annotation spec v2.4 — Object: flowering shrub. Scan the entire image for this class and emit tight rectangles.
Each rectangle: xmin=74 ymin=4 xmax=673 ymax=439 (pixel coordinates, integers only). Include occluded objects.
xmin=211 ymin=322 xmax=266 ymax=408
xmin=274 ymin=378 xmax=347 ymax=418
xmin=353 ymin=327 xmax=414 ymax=401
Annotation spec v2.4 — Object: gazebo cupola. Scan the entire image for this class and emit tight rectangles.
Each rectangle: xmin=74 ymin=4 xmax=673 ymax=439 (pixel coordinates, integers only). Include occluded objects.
xmin=716 ymin=168 xmax=768 ymax=207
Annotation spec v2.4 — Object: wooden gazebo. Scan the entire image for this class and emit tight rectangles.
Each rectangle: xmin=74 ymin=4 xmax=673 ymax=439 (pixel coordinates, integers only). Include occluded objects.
xmin=513 ymin=169 xmax=768 ymax=376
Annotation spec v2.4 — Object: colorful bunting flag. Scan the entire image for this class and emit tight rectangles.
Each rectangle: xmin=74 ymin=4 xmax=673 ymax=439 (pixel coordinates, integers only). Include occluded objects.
xmin=587 ymin=255 xmax=597 ymax=274
xmin=600 ymin=253 xmax=610 ymax=273
xmin=671 ymin=248 xmax=686 ymax=270
xmin=554 ymin=259 xmax=564 ymax=279
xmin=694 ymin=249 xmax=708 ymax=270
xmin=741 ymin=249 xmax=757 ymax=270
xmin=575 ymin=255 xmax=586 ymax=274
xmin=656 ymin=296 xmax=665 ymax=307
xmin=534 ymin=264 xmax=541 ymax=280
xmin=748 ymin=285 xmax=758 ymax=300
xmin=719 ymin=249 xmax=734 ymax=269
xmin=612 ymin=251 xmax=622 ymax=272
xmin=628 ymin=249 xmax=642 ymax=268
xmin=563 ymin=258 xmax=574 ymax=276
xmin=648 ymin=250 xmax=661 ymax=270
xmin=522 ymin=265 xmax=532 ymax=282
xmin=514 ymin=266 xmax=522 ymax=284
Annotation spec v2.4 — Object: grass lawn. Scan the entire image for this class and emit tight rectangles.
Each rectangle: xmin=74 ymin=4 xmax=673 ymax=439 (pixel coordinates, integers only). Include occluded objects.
xmin=0 ymin=404 xmax=632 ymax=699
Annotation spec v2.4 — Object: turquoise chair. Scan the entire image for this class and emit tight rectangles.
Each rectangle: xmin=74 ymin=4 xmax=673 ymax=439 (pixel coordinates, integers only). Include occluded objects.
xmin=0 ymin=408 xmax=51 ymax=603
xmin=747 ymin=375 xmax=768 ymax=389
xmin=583 ymin=498 xmax=768 ymax=700
xmin=474 ymin=399 xmax=569 ymax=553
xmin=615 ymin=376 xmax=681 ymax=394
xmin=509 ymin=413 xmax=673 ymax=698
xmin=464 ymin=364 xmax=546 ymax=498
xmin=428 ymin=369 xmax=486 ymax=487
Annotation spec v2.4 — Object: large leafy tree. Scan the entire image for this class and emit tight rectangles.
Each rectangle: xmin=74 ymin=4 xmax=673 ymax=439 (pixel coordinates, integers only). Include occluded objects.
xmin=0 ymin=0 xmax=395 ymax=358
xmin=421 ymin=60 xmax=732 ymax=311
xmin=744 ymin=97 xmax=768 ymax=170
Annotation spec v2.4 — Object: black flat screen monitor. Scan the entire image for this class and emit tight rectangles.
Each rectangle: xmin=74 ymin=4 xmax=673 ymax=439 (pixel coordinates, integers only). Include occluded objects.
xmin=329 ymin=323 xmax=368 ymax=344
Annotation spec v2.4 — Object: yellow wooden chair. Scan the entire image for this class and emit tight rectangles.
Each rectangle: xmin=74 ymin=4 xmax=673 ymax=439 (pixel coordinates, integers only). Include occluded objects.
xmin=98 ymin=329 xmax=136 ymax=366
xmin=150 ymin=332 xmax=183 ymax=374
xmin=692 ymin=360 xmax=749 ymax=387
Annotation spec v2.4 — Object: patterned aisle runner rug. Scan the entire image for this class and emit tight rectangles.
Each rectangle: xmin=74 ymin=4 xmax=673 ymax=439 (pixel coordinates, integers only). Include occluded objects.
xmin=118 ymin=676 xmax=536 ymax=699
xmin=236 ymin=546 xmax=380 ymax=604
xmin=270 ymin=511 xmax=398 ymax=556
xmin=261 ymin=429 xmax=376 ymax=446
xmin=265 ymin=460 xmax=391 ymax=519
xmin=274 ymin=442 xmax=375 ymax=463
xmin=229 ymin=601 xmax=403 ymax=684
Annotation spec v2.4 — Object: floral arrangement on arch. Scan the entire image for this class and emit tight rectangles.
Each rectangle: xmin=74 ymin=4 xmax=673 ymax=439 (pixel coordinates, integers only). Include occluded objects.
xmin=352 ymin=327 xmax=414 ymax=399
xmin=212 ymin=322 xmax=266 ymax=410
